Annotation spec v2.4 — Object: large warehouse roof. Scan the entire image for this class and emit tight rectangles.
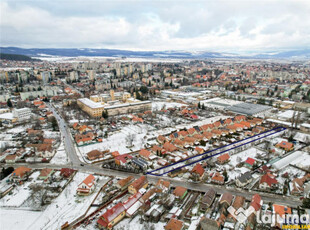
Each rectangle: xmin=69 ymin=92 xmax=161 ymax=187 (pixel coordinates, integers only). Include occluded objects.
xmin=227 ymin=102 xmax=271 ymax=116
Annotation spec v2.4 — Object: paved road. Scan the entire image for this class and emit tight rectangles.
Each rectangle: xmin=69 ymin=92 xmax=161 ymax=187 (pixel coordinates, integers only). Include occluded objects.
xmin=4 ymin=162 xmax=302 ymax=208
xmin=48 ymin=103 xmax=82 ymax=166
xmin=2 ymin=104 xmax=302 ymax=208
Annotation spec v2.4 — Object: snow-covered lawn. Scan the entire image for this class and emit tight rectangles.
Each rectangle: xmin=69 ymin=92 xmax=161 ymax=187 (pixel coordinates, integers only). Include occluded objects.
xmin=229 ymin=147 xmax=264 ymax=166
xmin=152 ymin=101 xmax=187 ymax=110
xmin=0 ymin=209 xmax=41 ymax=230
xmin=6 ymin=124 xmax=32 ymax=134
xmin=50 ymin=142 xmax=69 ymax=164
xmin=44 ymin=130 xmax=61 ymax=139
xmin=78 ymin=124 xmax=150 ymax=155
xmin=0 ymin=171 xmax=40 ymax=207
xmin=28 ymin=172 xmax=109 ymax=230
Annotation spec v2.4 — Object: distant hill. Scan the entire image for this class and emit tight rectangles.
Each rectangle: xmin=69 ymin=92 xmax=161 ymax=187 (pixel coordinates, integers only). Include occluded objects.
xmin=0 ymin=53 xmax=40 ymax=61
xmin=0 ymin=47 xmax=310 ymax=59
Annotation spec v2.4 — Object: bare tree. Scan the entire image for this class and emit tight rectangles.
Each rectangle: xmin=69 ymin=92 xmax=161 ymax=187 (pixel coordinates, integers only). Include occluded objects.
xmin=126 ymin=133 xmax=136 ymax=146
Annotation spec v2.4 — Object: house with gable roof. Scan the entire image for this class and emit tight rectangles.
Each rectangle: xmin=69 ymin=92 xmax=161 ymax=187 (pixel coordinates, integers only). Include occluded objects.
xmin=77 ymin=174 xmax=96 ymax=195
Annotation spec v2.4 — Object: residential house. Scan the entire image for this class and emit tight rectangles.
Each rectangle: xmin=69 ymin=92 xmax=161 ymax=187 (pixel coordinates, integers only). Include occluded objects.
xmin=173 ymin=186 xmax=187 ymax=200
xmin=156 ymin=179 xmax=170 ymax=193
xmin=291 ymin=175 xmax=309 ymax=195
xmin=115 ymin=154 xmax=133 ymax=166
xmin=11 ymin=166 xmax=31 ymax=182
xmin=128 ymin=176 xmax=148 ymax=194
xmin=173 ymin=139 xmax=185 ymax=148
xmin=87 ymin=150 xmax=104 ymax=161
xmin=165 ymin=218 xmax=184 ymax=230
xmin=5 ymin=154 xmax=17 ymax=163
xmin=35 ymin=143 xmax=54 ymax=158
xmin=236 ymin=171 xmax=253 ymax=187
xmin=250 ymin=194 xmax=262 ymax=212
xmin=259 ymin=173 xmax=278 ymax=190
xmin=191 ymin=163 xmax=205 ymax=181
xmin=38 ymin=168 xmax=54 ymax=181
xmin=60 ymin=168 xmax=75 ymax=178
xmin=75 ymin=132 xmax=95 ymax=146
xmin=77 ymin=174 xmax=96 ymax=195
xmin=219 ymin=192 xmax=233 ymax=210
xmin=276 ymin=141 xmax=294 ymax=151
xmin=187 ymin=128 xmax=197 ymax=136
xmin=123 ymin=192 xmax=143 ymax=217
xmin=97 ymin=202 xmax=126 ymax=229
xmin=152 ymin=145 xmax=164 ymax=155
xmin=116 ymin=176 xmax=135 ymax=191
xmin=273 ymin=204 xmax=292 ymax=228
xmin=195 ymin=147 xmax=204 ymax=154
xmin=227 ymin=196 xmax=245 ymax=222
xmin=217 ymin=153 xmax=230 ymax=164
xmin=211 ymin=172 xmax=224 ymax=185
xmin=200 ymin=188 xmax=216 ymax=212
xmin=244 ymin=157 xmax=256 ymax=169
xmin=139 ymin=149 xmax=152 ymax=160
xmin=163 ymin=142 xmax=178 ymax=152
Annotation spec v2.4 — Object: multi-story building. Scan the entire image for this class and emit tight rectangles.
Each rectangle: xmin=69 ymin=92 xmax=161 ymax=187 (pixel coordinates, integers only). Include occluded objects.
xmin=77 ymin=92 xmax=151 ymax=117
xmin=13 ymin=108 xmax=32 ymax=121
xmin=41 ymin=71 xmax=51 ymax=84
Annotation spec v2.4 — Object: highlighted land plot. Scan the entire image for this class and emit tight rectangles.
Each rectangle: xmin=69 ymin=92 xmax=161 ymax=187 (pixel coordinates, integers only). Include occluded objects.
xmin=147 ymin=126 xmax=286 ymax=176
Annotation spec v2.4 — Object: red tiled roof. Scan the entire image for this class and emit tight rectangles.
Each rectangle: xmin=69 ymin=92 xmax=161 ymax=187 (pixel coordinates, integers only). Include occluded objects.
xmin=173 ymin=186 xmax=187 ymax=197
xmin=139 ymin=149 xmax=151 ymax=159
xmin=217 ymin=153 xmax=230 ymax=162
xmin=245 ymin=157 xmax=255 ymax=166
xmin=192 ymin=163 xmax=205 ymax=177
xmin=165 ymin=218 xmax=184 ymax=230
xmin=260 ymin=173 xmax=278 ymax=187
xmin=98 ymin=202 xmax=125 ymax=227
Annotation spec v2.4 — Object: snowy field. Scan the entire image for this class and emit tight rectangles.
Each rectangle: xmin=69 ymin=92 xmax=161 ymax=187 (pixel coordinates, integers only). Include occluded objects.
xmin=152 ymin=101 xmax=187 ymax=110
xmin=78 ymin=124 xmax=150 ymax=155
xmin=28 ymin=172 xmax=109 ymax=230
xmin=6 ymin=124 xmax=32 ymax=134
xmin=0 ymin=173 xmax=110 ymax=230
xmin=50 ymin=142 xmax=69 ymax=164
xmin=44 ymin=130 xmax=61 ymax=139
xmin=0 ymin=209 xmax=41 ymax=230
xmin=0 ymin=171 xmax=40 ymax=207
xmin=77 ymin=115 xmax=229 ymax=157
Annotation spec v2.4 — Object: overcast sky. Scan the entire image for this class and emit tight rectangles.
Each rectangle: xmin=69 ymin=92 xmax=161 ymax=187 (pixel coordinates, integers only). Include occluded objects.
xmin=1 ymin=0 xmax=310 ymax=52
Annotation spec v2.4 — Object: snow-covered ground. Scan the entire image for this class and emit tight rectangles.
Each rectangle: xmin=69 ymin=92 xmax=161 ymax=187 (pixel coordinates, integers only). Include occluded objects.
xmin=44 ymin=130 xmax=61 ymax=139
xmin=0 ymin=173 xmax=110 ymax=230
xmin=6 ymin=124 xmax=32 ymax=134
xmin=78 ymin=124 xmax=149 ymax=155
xmin=152 ymin=101 xmax=187 ymax=111
xmin=0 ymin=171 xmax=40 ymax=207
xmin=0 ymin=209 xmax=41 ymax=230
xmin=28 ymin=173 xmax=109 ymax=230
xmin=50 ymin=142 xmax=69 ymax=164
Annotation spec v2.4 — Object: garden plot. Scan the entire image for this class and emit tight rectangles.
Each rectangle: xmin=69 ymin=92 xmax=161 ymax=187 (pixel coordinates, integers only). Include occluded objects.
xmin=28 ymin=172 xmax=109 ymax=230
xmin=0 ymin=171 xmax=40 ymax=208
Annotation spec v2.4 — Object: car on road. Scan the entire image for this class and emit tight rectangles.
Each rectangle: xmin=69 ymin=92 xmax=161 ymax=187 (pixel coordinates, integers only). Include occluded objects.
xmin=80 ymin=163 xmax=84 ymax=166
